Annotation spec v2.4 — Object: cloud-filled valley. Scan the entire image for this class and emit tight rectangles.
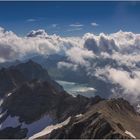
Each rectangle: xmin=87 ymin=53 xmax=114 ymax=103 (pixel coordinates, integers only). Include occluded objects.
xmin=1 ymin=26 xmax=140 ymax=105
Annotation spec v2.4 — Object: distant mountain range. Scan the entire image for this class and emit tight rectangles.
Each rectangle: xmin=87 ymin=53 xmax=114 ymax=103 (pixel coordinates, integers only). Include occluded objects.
xmin=0 ymin=60 xmax=63 ymax=97
xmin=0 ymin=53 xmax=135 ymax=100
xmin=0 ymin=55 xmax=115 ymax=99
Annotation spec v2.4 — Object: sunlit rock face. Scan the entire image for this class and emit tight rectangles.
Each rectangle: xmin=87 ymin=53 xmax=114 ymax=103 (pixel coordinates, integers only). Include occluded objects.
xmin=45 ymin=98 xmax=140 ymax=139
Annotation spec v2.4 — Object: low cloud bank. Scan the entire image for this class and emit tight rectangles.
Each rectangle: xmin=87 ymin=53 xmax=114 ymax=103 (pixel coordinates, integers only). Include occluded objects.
xmin=1 ymin=27 xmax=140 ymax=64
xmin=1 ymin=27 xmax=140 ymax=104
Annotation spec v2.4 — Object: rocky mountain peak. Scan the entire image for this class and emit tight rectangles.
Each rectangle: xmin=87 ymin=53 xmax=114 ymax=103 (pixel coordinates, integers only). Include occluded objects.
xmin=106 ymin=98 xmax=136 ymax=115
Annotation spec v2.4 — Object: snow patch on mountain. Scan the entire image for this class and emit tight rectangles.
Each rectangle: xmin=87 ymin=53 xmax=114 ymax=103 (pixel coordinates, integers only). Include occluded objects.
xmin=75 ymin=114 xmax=83 ymax=118
xmin=29 ymin=117 xmax=71 ymax=139
xmin=125 ymin=130 xmax=136 ymax=138
xmin=0 ymin=114 xmax=53 ymax=138
xmin=21 ymin=114 xmax=53 ymax=137
xmin=0 ymin=115 xmax=19 ymax=129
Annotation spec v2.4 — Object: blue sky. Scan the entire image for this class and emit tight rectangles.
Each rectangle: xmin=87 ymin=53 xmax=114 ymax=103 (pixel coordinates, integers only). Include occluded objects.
xmin=0 ymin=1 xmax=140 ymax=36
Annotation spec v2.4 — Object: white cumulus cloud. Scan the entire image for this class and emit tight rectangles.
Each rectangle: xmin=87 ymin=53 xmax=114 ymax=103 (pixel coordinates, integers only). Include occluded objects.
xmin=69 ymin=24 xmax=84 ymax=27
xmin=1 ymin=26 xmax=140 ymax=105
xmin=91 ymin=22 xmax=98 ymax=26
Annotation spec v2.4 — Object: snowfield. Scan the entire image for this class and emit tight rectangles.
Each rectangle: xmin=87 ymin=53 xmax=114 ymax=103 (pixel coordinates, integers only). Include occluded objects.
xmin=29 ymin=117 xmax=71 ymax=139
xmin=0 ymin=114 xmax=53 ymax=138
xmin=125 ymin=130 xmax=136 ymax=139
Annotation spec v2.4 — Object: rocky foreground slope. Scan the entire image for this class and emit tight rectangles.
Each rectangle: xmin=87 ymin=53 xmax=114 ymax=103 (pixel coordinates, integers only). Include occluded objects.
xmin=35 ymin=98 xmax=140 ymax=139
